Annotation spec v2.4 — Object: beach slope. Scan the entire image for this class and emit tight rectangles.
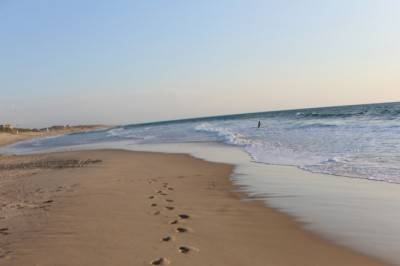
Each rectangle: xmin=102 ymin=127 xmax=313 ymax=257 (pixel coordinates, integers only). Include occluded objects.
xmin=0 ymin=149 xmax=389 ymax=265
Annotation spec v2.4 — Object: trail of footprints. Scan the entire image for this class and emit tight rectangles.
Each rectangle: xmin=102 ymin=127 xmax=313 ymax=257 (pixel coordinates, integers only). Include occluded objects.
xmin=147 ymin=178 xmax=197 ymax=265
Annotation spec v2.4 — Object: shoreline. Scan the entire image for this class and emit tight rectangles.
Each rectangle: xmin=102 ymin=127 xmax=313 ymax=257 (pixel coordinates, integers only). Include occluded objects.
xmin=0 ymin=148 xmax=390 ymax=265
xmin=0 ymin=125 xmax=109 ymax=148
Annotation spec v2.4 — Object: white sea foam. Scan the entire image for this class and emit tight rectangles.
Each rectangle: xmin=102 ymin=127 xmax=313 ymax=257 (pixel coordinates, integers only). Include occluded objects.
xmin=193 ymin=114 xmax=400 ymax=183
xmin=4 ymin=102 xmax=400 ymax=183
xmin=195 ymin=123 xmax=254 ymax=146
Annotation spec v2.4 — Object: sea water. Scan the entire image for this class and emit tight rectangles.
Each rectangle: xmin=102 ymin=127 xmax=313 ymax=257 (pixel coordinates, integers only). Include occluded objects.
xmin=5 ymin=102 xmax=400 ymax=183
xmin=2 ymin=102 xmax=400 ymax=264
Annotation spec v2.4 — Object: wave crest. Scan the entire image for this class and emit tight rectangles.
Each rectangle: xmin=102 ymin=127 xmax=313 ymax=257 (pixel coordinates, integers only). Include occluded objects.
xmin=195 ymin=123 xmax=253 ymax=146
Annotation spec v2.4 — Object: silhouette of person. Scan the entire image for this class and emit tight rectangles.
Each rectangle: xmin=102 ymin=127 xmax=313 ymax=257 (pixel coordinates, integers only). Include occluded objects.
xmin=257 ymin=121 xmax=261 ymax=128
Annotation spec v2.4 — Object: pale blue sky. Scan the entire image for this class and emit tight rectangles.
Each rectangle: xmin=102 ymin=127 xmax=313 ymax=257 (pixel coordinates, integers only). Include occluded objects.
xmin=1 ymin=0 xmax=399 ymax=127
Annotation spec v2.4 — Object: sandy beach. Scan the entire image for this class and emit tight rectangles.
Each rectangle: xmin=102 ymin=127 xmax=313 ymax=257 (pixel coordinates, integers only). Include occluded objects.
xmin=0 ymin=132 xmax=44 ymax=147
xmin=0 ymin=125 xmax=106 ymax=148
xmin=2 ymin=1 xmax=398 ymax=264
xmin=0 ymin=147 xmax=389 ymax=265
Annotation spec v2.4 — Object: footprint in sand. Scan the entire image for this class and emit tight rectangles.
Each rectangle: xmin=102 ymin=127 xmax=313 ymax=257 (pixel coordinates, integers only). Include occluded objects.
xmin=178 ymin=214 xmax=190 ymax=219
xmin=150 ymin=257 xmax=170 ymax=265
xmin=165 ymin=206 xmax=174 ymax=211
xmin=0 ymin=250 xmax=11 ymax=259
xmin=151 ymin=203 xmax=157 ymax=207
xmin=161 ymin=235 xmax=172 ymax=242
xmin=170 ymin=220 xmax=178 ymax=225
xmin=0 ymin=228 xmax=9 ymax=235
xmin=178 ymin=246 xmax=198 ymax=254
xmin=156 ymin=190 xmax=167 ymax=196
xmin=178 ymin=246 xmax=191 ymax=254
xmin=153 ymin=211 xmax=160 ymax=215
xmin=165 ymin=199 xmax=174 ymax=203
xmin=149 ymin=196 xmax=155 ymax=199
xmin=167 ymin=187 xmax=174 ymax=191
xmin=176 ymin=227 xmax=188 ymax=233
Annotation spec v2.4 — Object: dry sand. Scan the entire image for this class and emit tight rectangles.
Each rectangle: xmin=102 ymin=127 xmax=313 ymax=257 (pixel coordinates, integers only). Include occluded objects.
xmin=0 ymin=149 xmax=390 ymax=265
xmin=0 ymin=125 xmax=107 ymax=148
xmin=0 ymin=132 xmax=42 ymax=147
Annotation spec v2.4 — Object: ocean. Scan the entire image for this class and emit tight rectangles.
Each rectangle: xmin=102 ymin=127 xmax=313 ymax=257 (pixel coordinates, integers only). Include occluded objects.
xmin=6 ymin=101 xmax=400 ymax=183
xmin=3 ymin=102 xmax=400 ymax=264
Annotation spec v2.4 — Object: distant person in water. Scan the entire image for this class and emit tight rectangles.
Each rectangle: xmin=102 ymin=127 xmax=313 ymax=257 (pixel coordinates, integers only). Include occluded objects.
xmin=257 ymin=121 xmax=261 ymax=128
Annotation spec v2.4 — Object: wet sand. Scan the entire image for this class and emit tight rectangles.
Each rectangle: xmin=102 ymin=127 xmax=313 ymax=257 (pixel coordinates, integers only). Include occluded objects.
xmin=0 ymin=132 xmax=42 ymax=147
xmin=0 ymin=125 xmax=107 ymax=148
xmin=0 ymin=149 xmax=390 ymax=265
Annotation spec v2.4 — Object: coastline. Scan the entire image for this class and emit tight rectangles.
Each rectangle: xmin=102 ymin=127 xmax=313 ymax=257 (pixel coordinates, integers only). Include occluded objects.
xmin=0 ymin=125 xmax=108 ymax=148
xmin=0 ymin=148 xmax=390 ymax=265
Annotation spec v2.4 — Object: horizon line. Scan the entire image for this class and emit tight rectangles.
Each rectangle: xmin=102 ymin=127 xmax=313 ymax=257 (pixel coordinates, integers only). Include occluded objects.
xmin=119 ymin=100 xmax=399 ymax=129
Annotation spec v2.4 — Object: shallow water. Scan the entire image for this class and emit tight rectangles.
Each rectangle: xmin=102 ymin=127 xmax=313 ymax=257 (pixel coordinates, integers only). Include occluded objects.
xmin=2 ymin=102 xmax=400 ymax=264
xmin=10 ymin=140 xmax=400 ymax=265
xmin=123 ymin=142 xmax=400 ymax=265
xmin=5 ymin=102 xmax=400 ymax=183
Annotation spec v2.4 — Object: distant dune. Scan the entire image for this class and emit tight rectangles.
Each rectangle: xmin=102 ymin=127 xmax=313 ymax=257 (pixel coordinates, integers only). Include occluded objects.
xmin=0 ymin=125 xmax=108 ymax=148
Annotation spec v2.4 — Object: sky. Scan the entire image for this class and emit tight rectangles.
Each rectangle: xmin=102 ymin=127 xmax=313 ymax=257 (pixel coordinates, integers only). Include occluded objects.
xmin=0 ymin=0 xmax=399 ymax=127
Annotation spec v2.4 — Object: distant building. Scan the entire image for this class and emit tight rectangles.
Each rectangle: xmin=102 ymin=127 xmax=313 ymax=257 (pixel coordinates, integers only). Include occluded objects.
xmin=0 ymin=123 xmax=13 ymax=129
xmin=0 ymin=123 xmax=14 ymax=132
